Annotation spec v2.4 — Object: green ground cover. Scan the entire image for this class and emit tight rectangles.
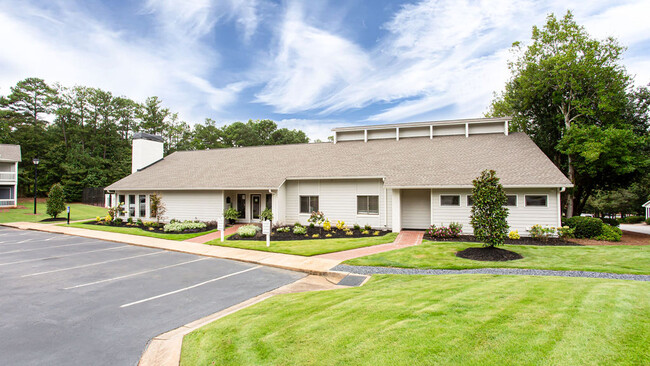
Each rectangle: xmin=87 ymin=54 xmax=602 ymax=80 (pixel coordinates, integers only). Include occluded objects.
xmin=344 ymin=241 xmax=650 ymax=275
xmin=181 ymin=275 xmax=649 ymax=365
xmin=64 ymin=222 xmax=219 ymax=241
xmin=0 ymin=202 xmax=107 ymax=223
xmin=207 ymin=232 xmax=398 ymax=256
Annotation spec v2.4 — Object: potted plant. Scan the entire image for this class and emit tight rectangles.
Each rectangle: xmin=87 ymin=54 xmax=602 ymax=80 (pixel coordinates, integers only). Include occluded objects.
xmin=224 ymin=207 xmax=240 ymax=225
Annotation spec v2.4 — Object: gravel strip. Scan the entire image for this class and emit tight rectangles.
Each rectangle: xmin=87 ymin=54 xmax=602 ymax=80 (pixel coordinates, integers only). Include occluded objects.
xmin=332 ymin=265 xmax=650 ymax=282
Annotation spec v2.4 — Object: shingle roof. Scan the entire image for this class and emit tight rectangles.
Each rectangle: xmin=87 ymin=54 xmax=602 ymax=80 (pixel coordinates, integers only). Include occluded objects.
xmin=0 ymin=144 xmax=21 ymax=163
xmin=106 ymin=132 xmax=571 ymax=190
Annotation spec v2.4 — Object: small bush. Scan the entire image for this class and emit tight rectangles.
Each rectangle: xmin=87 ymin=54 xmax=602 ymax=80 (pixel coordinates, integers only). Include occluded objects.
xmin=596 ymin=224 xmax=622 ymax=242
xmin=164 ymin=220 xmax=208 ymax=233
xmin=323 ymin=220 xmax=331 ymax=231
xmin=293 ymin=225 xmax=307 ymax=235
xmin=427 ymin=222 xmax=462 ymax=238
xmin=364 ymin=224 xmax=372 ymax=231
xmin=529 ymin=225 xmax=555 ymax=240
xmin=335 ymin=220 xmax=346 ymax=230
xmin=309 ymin=223 xmax=315 ymax=229
xmin=224 ymin=207 xmax=240 ymax=221
xmin=508 ymin=230 xmax=520 ymax=240
xmin=127 ymin=217 xmax=134 ymax=224
xmin=46 ymin=183 xmax=66 ymax=218
xmin=325 ymin=233 xmax=332 ymax=238
xmin=142 ymin=220 xmax=159 ymax=228
xmin=312 ymin=234 xmax=319 ymax=238
xmin=557 ymin=226 xmax=575 ymax=239
xmin=308 ymin=211 xmax=325 ymax=226
xmin=236 ymin=225 xmax=260 ymax=237
xmin=646 ymin=217 xmax=650 ymax=225
xmin=564 ymin=216 xmax=603 ymax=238
xmin=618 ymin=215 xmax=644 ymax=224
xmin=361 ymin=230 xmax=369 ymax=235
xmin=276 ymin=226 xmax=290 ymax=233
xmin=353 ymin=223 xmax=361 ymax=231
xmin=260 ymin=208 xmax=273 ymax=221
xmin=345 ymin=230 xmax=353 ymax=236
xmin=373 ymin=231 xmax=380 ymax=236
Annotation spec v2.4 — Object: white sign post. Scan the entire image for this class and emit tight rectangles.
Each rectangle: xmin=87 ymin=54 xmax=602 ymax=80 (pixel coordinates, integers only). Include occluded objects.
xmin=262 ymin=220 xmax=271 ymax=247
xmin=217 ymin=216 xmax=225 ymax=242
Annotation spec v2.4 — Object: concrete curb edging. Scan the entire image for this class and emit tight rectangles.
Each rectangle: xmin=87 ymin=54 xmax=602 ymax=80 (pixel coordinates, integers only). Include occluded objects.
xmin=138 ymin=275 xmax=352 ymax=366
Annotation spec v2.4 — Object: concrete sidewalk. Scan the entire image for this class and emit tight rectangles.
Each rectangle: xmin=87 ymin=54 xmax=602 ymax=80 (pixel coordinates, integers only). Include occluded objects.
xmin=316 ymin=230 xmax=425 ymax=261
xmin=184 ymin=224 xmax=242 ymax=244
xmin=1 ymin=222 xmax=343 ymax=277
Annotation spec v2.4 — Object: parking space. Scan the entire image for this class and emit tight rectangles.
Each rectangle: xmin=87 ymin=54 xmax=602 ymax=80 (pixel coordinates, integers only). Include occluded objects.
xmin=0 ymin=226 xmax=305 ymax=365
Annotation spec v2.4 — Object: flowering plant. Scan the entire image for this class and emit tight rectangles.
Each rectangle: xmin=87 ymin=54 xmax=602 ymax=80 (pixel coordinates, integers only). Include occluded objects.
xmin=427 ymin=222 xmax=462 ymax=238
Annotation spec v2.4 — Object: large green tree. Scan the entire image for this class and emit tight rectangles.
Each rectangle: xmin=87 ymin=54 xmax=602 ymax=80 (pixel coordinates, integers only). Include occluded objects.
xmin=488 ymin=11 xmax=649 ymax=216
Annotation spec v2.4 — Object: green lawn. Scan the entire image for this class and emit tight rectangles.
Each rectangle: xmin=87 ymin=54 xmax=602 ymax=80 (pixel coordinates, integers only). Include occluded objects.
xmin=207 ymin=232 xmax=398 ymax=256
xmin=0 ymin=202 xmax=107 ymax=223
xmin=181 ymin=275 xmax=650 ymax=365
xmin=64 ymin=222 xmax=219 ymax=241
xmin=344 ymin=241 xmax=650 ymax=275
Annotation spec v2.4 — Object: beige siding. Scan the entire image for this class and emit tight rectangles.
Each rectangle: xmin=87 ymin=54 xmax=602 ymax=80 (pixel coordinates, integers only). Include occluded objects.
xmin=284 ymin=179 xmax=385 ymax=228
xmin=431 ymin=188 xmax=560 ymax=235
xmin=399 ymin=126 xmax=430 ymax=138
xmin=368 ymin=129 xmax=396 ymax=140
xmin=149 ymin=190 xmax=224 ymax=222
xmin=432 ymin=124 xmax=465 ymax=136
xmin=337 ymin=130 xmax=365 ymax=141
xmin=468 ymin=122 xmax=505 ymax=134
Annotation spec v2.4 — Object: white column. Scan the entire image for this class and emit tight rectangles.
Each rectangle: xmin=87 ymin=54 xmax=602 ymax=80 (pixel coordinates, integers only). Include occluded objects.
xmin=430 ymin=189 xmax=435 ymax=226
xmin=429 ymin=125 xmax=433 ymax=139
xmin=364 ymin=129 xmax=368 ymax=142
xmin=465 ymin=123 xmax=469 ymax=137
xmin=396 ymin=127 xmax=400 ymax=141
xmin=505 ymin=120 xmax=509 ymax=135
xmin=557 ymin=189 xmax=562 ymax=228
xmin=333 ymin=132 xmax=337 ymax=144
xmin=392 ymin=189 xmax=401 ymax=233
xmin=14 ymin=162 xmax=18 ymax=205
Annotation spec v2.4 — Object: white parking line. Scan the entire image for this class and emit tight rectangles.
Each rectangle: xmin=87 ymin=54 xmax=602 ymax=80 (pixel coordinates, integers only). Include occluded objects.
xmin=0 ymin=246 xmax=131 ymax=267
xmin=0 ymin=241 xmax=102 ymax=255
xmin=64 ymin=258 xmax=209 ymax=289
xmin=120 ymin=266 xmax=261 ymax=308
xmin=22 ymin=251 xmax=167 ymax=277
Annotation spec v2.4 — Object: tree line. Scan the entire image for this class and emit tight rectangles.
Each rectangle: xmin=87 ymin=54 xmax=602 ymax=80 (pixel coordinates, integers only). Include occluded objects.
xmin=0 ymin=79 xmax=308 ymax=201
xmin=489 ymin=11 xmax=650 ymax=217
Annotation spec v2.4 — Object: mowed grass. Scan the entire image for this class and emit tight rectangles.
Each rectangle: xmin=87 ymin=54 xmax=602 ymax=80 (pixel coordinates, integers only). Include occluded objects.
xmin=64 ymin=222 xmax=219 ymax=241
xmin=181 ymin=275 xmax=650 ymax=365
xmin=0 ymin=202 xmax=107 ymax=223
xmin=207 ymin=232 xmax=398 ymax=256
xmin=344 ymin=241 xmax=650 ymax=275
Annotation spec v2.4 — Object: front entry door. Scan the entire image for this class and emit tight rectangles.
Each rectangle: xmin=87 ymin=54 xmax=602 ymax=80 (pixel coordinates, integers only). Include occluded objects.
xmin=251 ymin=194 xmax=261 ymax=220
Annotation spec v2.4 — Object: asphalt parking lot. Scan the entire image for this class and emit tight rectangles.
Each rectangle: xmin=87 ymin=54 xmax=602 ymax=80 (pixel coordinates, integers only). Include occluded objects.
xmin=0 ymin=226 xmax=305 ymax=366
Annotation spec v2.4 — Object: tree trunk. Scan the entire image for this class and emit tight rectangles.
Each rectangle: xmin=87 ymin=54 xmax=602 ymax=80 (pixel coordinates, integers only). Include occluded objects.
xmin=562 ymin=106 xmax=576 ymax=217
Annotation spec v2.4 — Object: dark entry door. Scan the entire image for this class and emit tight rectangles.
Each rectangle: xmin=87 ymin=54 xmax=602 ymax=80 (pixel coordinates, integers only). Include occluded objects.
xmin=251 ymin=194 xmax=261 ymax=220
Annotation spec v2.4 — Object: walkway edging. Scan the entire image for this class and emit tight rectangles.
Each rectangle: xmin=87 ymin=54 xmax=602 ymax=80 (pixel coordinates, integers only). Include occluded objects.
xmin=333 ymin=264 xmax=650 ymax=282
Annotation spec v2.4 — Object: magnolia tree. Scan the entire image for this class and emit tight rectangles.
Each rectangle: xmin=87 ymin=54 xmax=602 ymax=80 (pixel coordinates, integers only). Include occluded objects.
xmin=470 ymin=170 xmax=509 ymax=247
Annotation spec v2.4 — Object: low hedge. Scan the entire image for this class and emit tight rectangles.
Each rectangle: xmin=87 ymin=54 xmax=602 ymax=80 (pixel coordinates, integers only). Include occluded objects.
xmin=618 ymin=215 xmax=645 ymax=224
xmin=596 ymin=224 xmax=622 ymax=242
xmin=564 ymin=216 xmax=603 ymax=239
xmin=600 ymin=218 xmax=620 ymax=227
xmin=646 ymin=217 xmax=650 ymax=225
xmin=237 ymin=225 xmax=261 ymax=238
xmin=164 ymin=220 xmax=207 ymax=233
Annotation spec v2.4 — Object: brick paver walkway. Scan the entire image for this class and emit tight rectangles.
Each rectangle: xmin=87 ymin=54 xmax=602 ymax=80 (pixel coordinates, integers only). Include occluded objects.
xmin=315 ymin=230 xmax=425 ymax=261
xmin=184 ymin=224 xmax=243 ymax=244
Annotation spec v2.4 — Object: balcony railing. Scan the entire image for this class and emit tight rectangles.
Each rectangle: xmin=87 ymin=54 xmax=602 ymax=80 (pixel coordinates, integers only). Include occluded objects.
xmin=0 ymin=199 xmax=16 ymax=207
xmin=0 ymin=172 xmax=16 ymax=182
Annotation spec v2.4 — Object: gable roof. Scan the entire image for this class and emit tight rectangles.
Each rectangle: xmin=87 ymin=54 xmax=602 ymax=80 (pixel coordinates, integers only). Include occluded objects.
xmin=643 ymin=200 xmax=650 ymax=208
xmin=0 ymin=144 xmax=21 ymax=163
xmin=107 ymin=132 xmax=571 ymax=191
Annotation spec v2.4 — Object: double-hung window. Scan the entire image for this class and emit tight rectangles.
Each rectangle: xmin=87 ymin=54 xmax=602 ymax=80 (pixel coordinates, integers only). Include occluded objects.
xmin=357 ymin=195 xmax=379 ymax=215
xmin=440 ymin=195 xmax=460 ymax=206
xmin=525 ymin=195 xmax=547 ymax=207
xmin=299 ymin=196 xmax=319 ymax=214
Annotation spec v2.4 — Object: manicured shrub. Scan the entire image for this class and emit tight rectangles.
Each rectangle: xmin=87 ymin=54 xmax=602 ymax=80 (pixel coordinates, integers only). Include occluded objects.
xmin=236 ymin=224 xmax=260 ymax=237
xmin=557 ymin=226 xmax=575 ymax=239
xmin=427 ymin=222 xmax=462 ymax=238
xmin=164 ymin=220 xmax=207 ymax=233
xmin=564 ymin=216 xmax=603 ymax=238
xmin=353 ymin=223 xmax=361 ymax=231
xmin=46 ymin=183 xmax=66 ymax=218
xmin=529 ymin=225 xmax=555 ymax=240
xmin=325 ymin=233 xmax=332 ymax=238
xmin=361 ymin=230 xmax=370 ymax=235
xmin=260 ymin=208 xmax=273 ymax=221
xmin=596 ymin=224 xmax=622 ymax=242
xmin=470 ymin=170 xmax=509 ymax=247
xmin=373 ymin=231 xmax=380 ymax=236
xmin=224 ymin=207 xmax=240 ymax=223
xmin=309 ymin=223 xmax=315 ymax=228
xmin=364 ymin=224 xmax=372 ymax=231
xmin=142 ymin=220 xmax=159 ymax=228
xmin=276 ymin=226 xmax=290 ymax=233
xmin=323 ymin=220 xmax=331 ymax=231
xmin=312 ymin=234 xmax=319 ymax=238
xmin=345 ymin=230 xmax=353 ymax=236
xmin=508 ymin=230 xmax=520 ymax=240
xmin=618 ymin=215 xmax=644 ymax=224
xmin=646 ymin=217 xmax=650 ymax=225
xmin=293 ymin=225 xmax=307 ymax=235
xmin=601 ymin=218 xmax=620 ymax=227
xmin=335 ymin=220 xmax=346 ymax=230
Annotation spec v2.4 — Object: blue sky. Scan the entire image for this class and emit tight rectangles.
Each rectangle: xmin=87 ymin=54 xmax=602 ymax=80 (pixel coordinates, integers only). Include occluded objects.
xmin=1 ymin=0 xmax=649 ymax=140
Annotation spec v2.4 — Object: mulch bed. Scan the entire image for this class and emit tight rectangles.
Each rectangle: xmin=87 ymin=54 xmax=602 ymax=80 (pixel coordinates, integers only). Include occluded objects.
xmin=425 ymin=234 xmax=579 ymax=246
xmin=229 ymin=225 xmax=391 ymax=241
xmin=40 ymin=217 xmax=67 ymax=222
xmin=456 ymin=247 xmax=524 ymax=261
xmin=570 ymin=230 xmax=650 ymax=246
xmin=86 ymin=221 xmax=217 ymax=235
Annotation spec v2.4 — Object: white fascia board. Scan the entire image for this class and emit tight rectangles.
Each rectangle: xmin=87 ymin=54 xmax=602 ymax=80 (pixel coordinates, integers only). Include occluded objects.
xmin=643 ymin=200 xmax=650 ymax=207
xmin=106 ymin=187 xmax=278 ymax=191
xmin=285 ymin=176 xmax=385 ymax=181
xmin=332 ymin=117 xmax=512 ymax=132
xmin=386 ymin=184 xmax=574 ymax=189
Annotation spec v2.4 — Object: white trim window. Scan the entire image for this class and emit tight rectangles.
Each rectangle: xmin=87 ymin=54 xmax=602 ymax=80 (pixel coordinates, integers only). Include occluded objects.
xmin=441 ymin=195 xmax=460 ymax=206
xmin=525 ymin=195 xmax=547 ymax=207
xmin=357 ymin=195 xmax=379 ymax=215
xmin=300 ymin=196 xmax=319 ymax=214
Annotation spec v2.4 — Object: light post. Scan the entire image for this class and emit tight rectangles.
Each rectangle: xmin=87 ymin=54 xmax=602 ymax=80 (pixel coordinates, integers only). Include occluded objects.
xmin=33 ymin=158 xmax=39 ymax=215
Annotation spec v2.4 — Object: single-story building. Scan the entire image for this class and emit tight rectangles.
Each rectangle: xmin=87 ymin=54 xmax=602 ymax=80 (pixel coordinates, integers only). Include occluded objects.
xmin=0 ymin=144 xmax=21 ymax=208
xmin=643 ymin=200 xmax=650 ymax=220
xmin=106 ymin=118 xmax=572 ymax=234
